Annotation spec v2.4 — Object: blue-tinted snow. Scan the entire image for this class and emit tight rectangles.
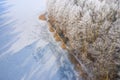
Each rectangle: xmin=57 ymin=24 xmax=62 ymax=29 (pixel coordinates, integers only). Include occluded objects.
xmin=0 ymin=0 xmax=79 ymax=80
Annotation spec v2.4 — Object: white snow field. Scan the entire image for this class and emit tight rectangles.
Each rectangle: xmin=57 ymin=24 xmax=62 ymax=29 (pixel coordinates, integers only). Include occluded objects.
xmin=0 ymin=0 xmax=79 ymax=80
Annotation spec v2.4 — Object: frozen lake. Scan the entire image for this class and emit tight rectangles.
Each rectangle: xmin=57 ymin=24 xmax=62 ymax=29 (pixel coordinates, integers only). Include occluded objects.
xmin=0 ymin=0 xmax=78 ymax=80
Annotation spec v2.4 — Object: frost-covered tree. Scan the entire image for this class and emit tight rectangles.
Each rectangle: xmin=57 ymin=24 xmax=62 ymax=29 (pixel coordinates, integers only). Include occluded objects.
xmin=46 ymin=0 xmax=120 ymax=80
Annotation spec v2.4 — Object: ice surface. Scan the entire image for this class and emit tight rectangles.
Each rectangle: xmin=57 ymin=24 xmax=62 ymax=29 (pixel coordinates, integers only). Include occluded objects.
xmin=0 ymin=0 xmax=78 ymax=80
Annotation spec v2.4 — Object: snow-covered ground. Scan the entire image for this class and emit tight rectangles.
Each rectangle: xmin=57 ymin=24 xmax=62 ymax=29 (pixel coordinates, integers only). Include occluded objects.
xmin=0 ymin=0 xmax=78 ymax=80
